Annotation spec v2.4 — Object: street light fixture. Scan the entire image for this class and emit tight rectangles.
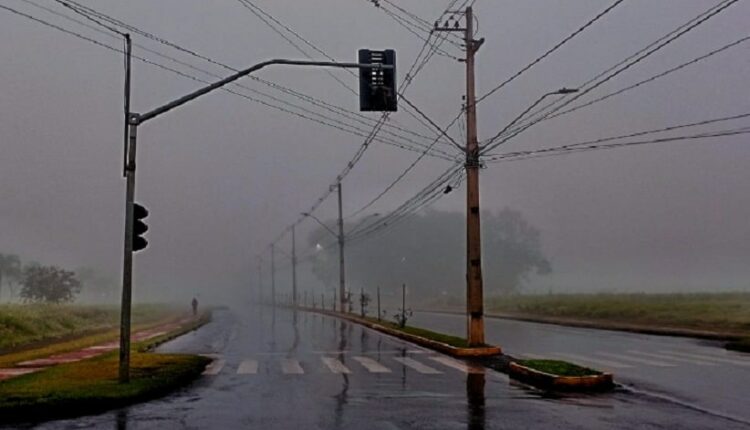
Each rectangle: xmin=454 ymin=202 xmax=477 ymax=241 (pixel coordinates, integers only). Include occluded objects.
xmin=479 ymin=87 xmax=579 ymax=154
xmin=301 ymin=212 xmax=337 ymax=237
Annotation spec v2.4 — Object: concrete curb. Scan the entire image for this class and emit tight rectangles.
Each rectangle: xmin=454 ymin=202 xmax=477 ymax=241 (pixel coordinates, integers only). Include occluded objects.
xmin=296 ymin=307 xmax=502 ymax=358
xmin=508 ymin=361 xmax=614 ymax=392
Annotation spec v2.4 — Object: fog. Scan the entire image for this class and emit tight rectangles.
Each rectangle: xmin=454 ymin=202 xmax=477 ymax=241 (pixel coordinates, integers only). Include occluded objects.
xmin=1 ymin=1 xmax=748 ymax=305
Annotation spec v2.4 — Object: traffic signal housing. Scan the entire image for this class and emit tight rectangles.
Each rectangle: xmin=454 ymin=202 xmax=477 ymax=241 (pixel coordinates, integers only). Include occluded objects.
xmin=133 ymin=203 xmax=149 ymax=252
xmin=359 ymin=49 xmax=397 ymax=112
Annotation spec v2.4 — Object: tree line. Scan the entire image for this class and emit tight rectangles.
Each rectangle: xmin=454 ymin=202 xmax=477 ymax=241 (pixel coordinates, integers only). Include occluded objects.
xmin=0 ymin=253 xmax=116 ymax=304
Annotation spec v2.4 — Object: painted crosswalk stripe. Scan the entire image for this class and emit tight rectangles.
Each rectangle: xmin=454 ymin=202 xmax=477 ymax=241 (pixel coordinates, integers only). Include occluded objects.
xmin=596 ymin=352 xmax=675 ymax=367
xmin=237 ymin=360 xmax=258 ymax=374
xmin=281 ymin=359 xmax=304 ymax=374
xmin=393 ymin=357 xmax=443 ymax=374
xmin=353 ymin=356 xmax=391 ymax=373
xmin=552 ymin=352 xmax=632 ymax=369
xmin=660 ymin=350 xmax=750 ymax=367
xmin=321 ymin=357 xmax=351 ymax=374
xmin=428 ymin=356 xmax=484 ymax=374
xmin=627 ymin=350 xmax=715 ymax=366
xmin=202 ymin=359 xmax=225 ymax=376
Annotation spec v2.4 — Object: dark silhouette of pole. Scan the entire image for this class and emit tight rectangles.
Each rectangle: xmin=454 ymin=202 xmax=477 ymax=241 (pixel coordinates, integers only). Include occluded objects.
xmin=336 ymin=183 xmax=346 ymax=313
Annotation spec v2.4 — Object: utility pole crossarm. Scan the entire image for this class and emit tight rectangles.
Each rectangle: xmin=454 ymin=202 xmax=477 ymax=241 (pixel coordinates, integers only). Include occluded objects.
xmin=136 ymin=60 xmax=393 ymax=125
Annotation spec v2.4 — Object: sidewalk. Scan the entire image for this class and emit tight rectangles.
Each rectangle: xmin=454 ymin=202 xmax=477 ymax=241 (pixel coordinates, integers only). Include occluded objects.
xmin=0 ymin=317 xmax=193 ymax=382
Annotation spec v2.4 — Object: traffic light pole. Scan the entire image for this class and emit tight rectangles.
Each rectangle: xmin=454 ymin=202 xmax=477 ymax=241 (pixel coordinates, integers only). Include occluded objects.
xmin=117 ymin=56 xmax=392 ymax=383
xmin=118 ymin=34 xmax=133 ymax=383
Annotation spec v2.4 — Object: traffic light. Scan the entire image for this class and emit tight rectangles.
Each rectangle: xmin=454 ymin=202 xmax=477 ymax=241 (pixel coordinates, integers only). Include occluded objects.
xmin=359 ymin=49 xmax=397 ymax=112
xmin=133 ymin=203 xmax=149 ymax=252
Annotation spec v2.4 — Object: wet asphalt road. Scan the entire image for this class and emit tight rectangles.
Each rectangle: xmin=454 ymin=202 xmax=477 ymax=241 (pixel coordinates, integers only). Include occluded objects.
xmin=411 ymin=311 xmax=750 ymax=424
xmin=14 ymin=306 xmax=750 ymax=429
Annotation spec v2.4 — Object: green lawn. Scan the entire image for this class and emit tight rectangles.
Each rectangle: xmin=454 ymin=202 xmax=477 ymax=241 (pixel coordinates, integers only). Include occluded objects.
xmin=517 ymin=359 xmax=600 ymax=377
xmin=369 ymin=319 xmax=472 ymax=348
xmin=0 ymin=304 xmax=176 ymax=351
xmin=432 ymin=293 xmax=750 ymax=335
xmin=0 ymin=351 xmax=210 ymax=421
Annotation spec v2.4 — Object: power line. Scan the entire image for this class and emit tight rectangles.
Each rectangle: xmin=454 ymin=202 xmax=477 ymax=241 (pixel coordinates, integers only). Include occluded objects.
xmin=487 ymin=127 xmax=750 ymax=163
xmin=481 ymin=0 xmax=741 ymax=154
xmin=8 ymin=1 xmax=455 ymax=160
xmin=53 ymin=0 xmax=454 ymax=154
xmin=485 ymin=111 xmax=750 ymax=160
xmin=475 ymin=0 xmax=626 ymax=105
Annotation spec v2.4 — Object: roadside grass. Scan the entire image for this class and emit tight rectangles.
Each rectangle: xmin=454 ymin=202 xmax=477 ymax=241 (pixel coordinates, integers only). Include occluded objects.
xmin=360 ymin=316 xmax=472 ymax=348
xmin=430 ymin=293 xmax=750 ymax=335
xmin=0 ymin=310 xmax=213 ymax=423
xmin=0 ymin=304 xmax=188 ymax=368
xmin=0 ymin=304 xmax=176 ymax=351
xmin=0 ymin=351 xmax=210 ymax=422
xmin=516 ymin=359 xmax=600 ymax=377
xmin=726 ymin=338 xmax=750 ymax=353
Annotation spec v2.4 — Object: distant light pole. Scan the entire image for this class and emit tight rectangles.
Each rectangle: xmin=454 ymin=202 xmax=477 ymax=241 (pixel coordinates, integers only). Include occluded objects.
xmin=302 ymin=210 xmax=379 ymax=314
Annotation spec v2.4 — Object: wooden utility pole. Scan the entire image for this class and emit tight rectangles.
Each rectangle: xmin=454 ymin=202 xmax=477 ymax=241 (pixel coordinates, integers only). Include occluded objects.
xmin=336 ymin=183 xmax=346 ymax=313
xmin=292 ymin=225 xmax=298 ymax=307
xmin=271 ymin=243 xmax=276 ymax=308
xmin=436 ymin=7 xmax=485 ymax=346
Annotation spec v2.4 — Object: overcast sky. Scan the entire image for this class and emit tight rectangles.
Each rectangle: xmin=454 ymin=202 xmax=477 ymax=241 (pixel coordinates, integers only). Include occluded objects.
xmin=1 ymin=0 xmax=748 ymax=302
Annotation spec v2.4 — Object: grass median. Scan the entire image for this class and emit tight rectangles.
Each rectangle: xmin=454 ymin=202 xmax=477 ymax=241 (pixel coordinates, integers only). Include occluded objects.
xmin=0 ymin=310 xmax=212 ymax=423
xmin=516 ymin=359 xmax=600 ymax=377
xmin=0 ymin=351 xmax=210 ymax=422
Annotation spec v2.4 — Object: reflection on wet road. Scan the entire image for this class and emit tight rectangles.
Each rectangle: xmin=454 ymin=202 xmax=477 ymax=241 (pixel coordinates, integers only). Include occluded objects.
xmin=21 ymin=306 xmax=750 ymax=429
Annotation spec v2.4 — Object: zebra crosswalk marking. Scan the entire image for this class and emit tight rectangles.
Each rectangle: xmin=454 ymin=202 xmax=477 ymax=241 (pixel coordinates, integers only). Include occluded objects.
xmin=428 ymin=356 xmax=484 ymax=374
xmin=596 ymin=352 xmax=675 ymax=367
xmin=237 ymin=360 xmax=258 ymax=374
xmin=393 ymin=357 xmax=443 ymax=374
xmin=627 ymin=350 xmax=715 ymax=366
xmin=202 ymin=359 xmax=225 ymax=376
xmin=352 ymin=356 xmax=391 ymax=373
xmin=553 ymin=352 xmax=633 ymax=369
xmin=281 ymin=359 xmax=304 ymax=374
xmin=321 ymin=357 xmax=351 ymax=374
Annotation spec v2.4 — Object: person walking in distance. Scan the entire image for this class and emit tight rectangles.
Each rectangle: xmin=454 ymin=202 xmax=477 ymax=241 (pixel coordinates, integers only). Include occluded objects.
xmin=191 ymin=297 xmax=198 ymax=317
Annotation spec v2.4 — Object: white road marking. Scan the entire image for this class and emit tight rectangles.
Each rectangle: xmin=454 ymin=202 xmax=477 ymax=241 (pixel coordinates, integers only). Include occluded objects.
xmin=321 ymin=357 xmax=352 ymax=374
xmin=627 ymin=350 xmax=716 ymax=366
xmin=428 ymin=356 xmax=484 ymax=374
xmin=596 ymin=351 xmax=675 ymax=367
xmin=237 ymin=359 xmax=258 ymax=374
xmin=202 ymin=359 xmax=225 ymax=376
xmin=392 ymin=357 xmax=443 ymax=374
xmin=552 ymin=352 xmax=633 ymax=369
xmin=660 ymin=350 xmax=750 ymax=367
xmin=281 ymin=359 xmax=305 ymax=374
xmin=353 ymin=356 xmax=391 ymax=373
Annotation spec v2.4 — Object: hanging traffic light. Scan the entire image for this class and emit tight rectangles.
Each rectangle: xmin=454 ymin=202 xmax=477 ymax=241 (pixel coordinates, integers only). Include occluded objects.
xmin=133 ymin=203 xmax=149 ymax=252
xmin=359 ymin=49 xmax=397 ymax=112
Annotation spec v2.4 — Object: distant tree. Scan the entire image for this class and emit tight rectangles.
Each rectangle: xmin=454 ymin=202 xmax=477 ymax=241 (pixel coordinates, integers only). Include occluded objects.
xmin=20 ymin=265 xmax=82 ymax=304
xmin=0 ymin=253 xmax=22 ymax=302
xmin=309 ymin=208 xmax=551 ymax=299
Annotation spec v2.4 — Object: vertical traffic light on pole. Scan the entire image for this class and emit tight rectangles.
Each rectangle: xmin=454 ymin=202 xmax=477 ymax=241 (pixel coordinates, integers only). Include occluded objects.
xmin=133 ymin=203 xmax=149 ymax=252
xmin=358 ymin=49 xmax=397 ymax=112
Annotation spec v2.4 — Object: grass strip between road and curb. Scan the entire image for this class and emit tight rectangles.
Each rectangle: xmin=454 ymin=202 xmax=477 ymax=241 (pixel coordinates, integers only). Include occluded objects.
xmin=0 ymin=311 xmax=212 ymax=423
xmin=516 ymin=359 xmax=600 ymax=377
